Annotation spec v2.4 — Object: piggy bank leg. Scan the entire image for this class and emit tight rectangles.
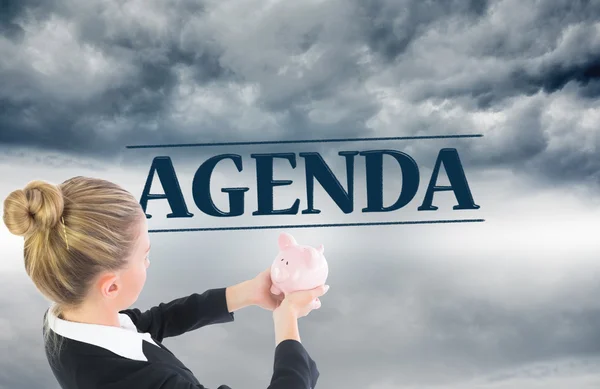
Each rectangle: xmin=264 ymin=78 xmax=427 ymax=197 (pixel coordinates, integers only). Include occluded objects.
xmin=270 ymin=284 xmax=282 ymax=295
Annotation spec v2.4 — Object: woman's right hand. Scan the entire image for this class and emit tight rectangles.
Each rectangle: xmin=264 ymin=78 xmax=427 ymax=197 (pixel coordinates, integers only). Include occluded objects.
xmin=272 ymin=285 xmax=330 ymax=345
xmin=275 ymin=285 xmax=330 ymax=319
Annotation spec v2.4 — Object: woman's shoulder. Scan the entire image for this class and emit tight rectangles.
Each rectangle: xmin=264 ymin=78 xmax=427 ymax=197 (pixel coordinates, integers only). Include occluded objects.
xmin=43 ymin=333 xmax=183 ymax=389
xmin=42 ymin=309 xmax=203 ymax=389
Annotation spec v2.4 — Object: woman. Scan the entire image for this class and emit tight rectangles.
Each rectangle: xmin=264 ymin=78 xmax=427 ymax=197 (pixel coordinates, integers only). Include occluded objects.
xmin=3 ymin=176 xmax=329 ymax=389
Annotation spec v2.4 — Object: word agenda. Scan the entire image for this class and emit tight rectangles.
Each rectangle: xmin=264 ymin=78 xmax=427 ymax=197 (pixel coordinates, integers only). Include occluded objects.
xmin=139 ymin=148 xmax=480 ymax=219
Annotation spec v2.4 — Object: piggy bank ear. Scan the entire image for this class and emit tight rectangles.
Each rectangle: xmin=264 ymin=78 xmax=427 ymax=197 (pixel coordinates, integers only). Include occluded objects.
xmin=317 ymin=244 xmax=324 ymax=254
xmin=305 ymin=247 xmax=319 ymax=267
xmin=278 ymin=232 xmax=297 ymax=250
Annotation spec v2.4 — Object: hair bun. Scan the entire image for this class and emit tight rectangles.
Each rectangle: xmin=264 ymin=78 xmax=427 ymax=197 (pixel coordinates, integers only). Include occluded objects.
xmin=3 ymin=180 xmax=65 ymax=237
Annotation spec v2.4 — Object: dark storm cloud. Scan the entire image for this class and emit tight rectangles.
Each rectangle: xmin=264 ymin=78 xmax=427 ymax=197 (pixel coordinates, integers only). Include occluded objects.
xmin=510 ymin=55 xmax=600 ymax=99
xmin=409 ymin=0 xmax=600 ymax=107
xmin=0 ymin=0 xmax=233 ymax=155
xmin=0 ymin=0 xmax=58 ymax=41
xmin=357 ymin=0 xmax=489 ymax=61
xmin=0 ymin=0 xmax=26 ymax=41
xmin=472 ymin=0 xmax=600 ymax=57
xmin=2 ymin=0 xmax=490 ymax=154
xmin=0 ymin=0 xmax=599 ymax=187
xmin=462 ymin=98 xmax=548 ymax=165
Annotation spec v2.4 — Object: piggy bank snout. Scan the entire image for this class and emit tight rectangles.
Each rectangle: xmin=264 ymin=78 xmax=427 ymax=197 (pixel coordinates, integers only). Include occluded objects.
xmin=272 ymin=266 xmax=290 ymax=282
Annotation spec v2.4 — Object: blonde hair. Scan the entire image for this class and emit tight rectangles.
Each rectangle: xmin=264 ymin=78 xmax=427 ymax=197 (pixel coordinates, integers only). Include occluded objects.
xmin=2 ymin=176 xmax=144 ymax=361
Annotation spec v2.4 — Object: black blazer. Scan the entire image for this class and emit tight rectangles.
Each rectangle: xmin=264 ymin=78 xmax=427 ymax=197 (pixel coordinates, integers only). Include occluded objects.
xmin=43 ymin=287 xmax=320 ymax=388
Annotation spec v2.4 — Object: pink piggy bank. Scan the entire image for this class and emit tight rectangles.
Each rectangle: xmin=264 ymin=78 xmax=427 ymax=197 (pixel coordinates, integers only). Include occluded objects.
xmin=270 ymin=232 xmax=328 ymax=304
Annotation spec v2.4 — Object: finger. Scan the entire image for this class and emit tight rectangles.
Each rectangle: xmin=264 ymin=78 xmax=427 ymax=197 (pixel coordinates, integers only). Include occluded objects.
xmin=310 ymin=284 xmax=329 ymax=298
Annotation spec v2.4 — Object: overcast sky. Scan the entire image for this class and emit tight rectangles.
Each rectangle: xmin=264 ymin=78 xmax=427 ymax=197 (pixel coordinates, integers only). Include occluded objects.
xmin=1 ymin=0 xmax=600 ymax=388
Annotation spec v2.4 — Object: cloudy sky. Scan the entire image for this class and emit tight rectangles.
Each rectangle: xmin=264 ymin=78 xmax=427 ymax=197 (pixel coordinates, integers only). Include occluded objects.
xmin=1 ymin=0 xmax=600 ymax=388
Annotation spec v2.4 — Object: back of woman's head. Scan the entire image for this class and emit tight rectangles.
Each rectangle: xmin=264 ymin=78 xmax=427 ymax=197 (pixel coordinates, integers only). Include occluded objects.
xmin=2 ymin=176 xmax=143 ymax=315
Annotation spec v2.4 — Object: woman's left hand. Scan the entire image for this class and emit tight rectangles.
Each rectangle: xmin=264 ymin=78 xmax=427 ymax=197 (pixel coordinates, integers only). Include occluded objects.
xmin=248 ymin=267 xmax=284 ymax=311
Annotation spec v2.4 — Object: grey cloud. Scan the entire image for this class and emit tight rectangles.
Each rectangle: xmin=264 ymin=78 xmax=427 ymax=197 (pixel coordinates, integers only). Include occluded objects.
xmin=4 ymin=228 xmax=598 ymax=388
xmin=466 ymin=97 xmax=549 ymax=166
xmin=403 ymin=1 xmax=600 ymax=107
xmin=513 ymin=57 xmax=600 ymax=99
xmin=127 ymin=215 xmax=600 ymax=388
xmin=0 ymin=0 xmax=58 ymax=42
xmin=357 ymin=0 xmax=489 ymax=62
xmin=471 ymin=0 xmax=600 ymax=58
xmin=0 ymin=0 xmax=233 ymax=155
xmin=1 ymin=0 xmax=599 ymax=194
xmin=508 ymin=23 xmax=600 ymax=100
xmin=0 ymin=275 xmax=61 ymax=389
xmin=1 ymin=164 xmax=599 ymax=388
xmin=0 ymin=0 xmax=487 ymax=154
